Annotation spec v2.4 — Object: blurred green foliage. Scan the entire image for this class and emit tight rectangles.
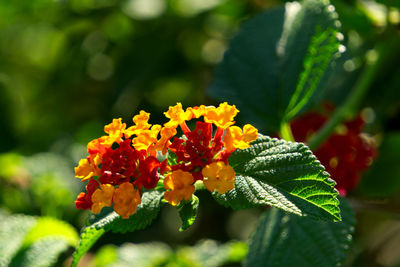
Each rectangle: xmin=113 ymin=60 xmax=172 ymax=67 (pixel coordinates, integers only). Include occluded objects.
xmin=0 ymin=0 xmax=399 ymax=266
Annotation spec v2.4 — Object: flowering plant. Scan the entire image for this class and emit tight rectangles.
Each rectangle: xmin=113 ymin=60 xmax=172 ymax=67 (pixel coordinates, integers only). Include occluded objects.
xmin=74 ymin=103 xmax=258 ymax=219
xmin=69 ymin=0 xmax=381 ymax=266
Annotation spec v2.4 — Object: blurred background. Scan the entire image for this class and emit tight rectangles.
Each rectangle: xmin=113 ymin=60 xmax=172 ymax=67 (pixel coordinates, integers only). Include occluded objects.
xmin=0 ymin=0 xmax=399 ymax=266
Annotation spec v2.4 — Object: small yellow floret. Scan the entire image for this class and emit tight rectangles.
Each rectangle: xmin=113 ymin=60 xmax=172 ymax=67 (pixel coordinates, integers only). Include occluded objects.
xmin=164 ymin=103 xmax=192 ymax=128
xmin=187 ymin=105 xmax=207 ymax=119
xmin=75 ymin=155 xmax=101 ymax=181
xmin=91 ymin=184 xmax=115 ymax=214
xmin=163 ymin=170 xmax=195 ymax=206
xmin=102 ymin=118 xmax=126 ymax=146
xmin=131 ymin=125 xmax=161 ymax=151
xmin=113 ymin=182 xmax=141 ymax=219
xmin=202 ymin=161 xmax=235 ymax=194
xmin=125 ymin=111 xmax=152 ymax=138
xmin=224 ymin=124 xmax=258 ymax=152
xmin=203 ymin=102 xmax=239 ymax=129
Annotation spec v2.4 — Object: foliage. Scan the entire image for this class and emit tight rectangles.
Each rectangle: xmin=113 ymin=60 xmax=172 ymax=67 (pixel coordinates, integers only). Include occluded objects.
xmin=0 ymin=211 xmax=78 ymax=267
xmin=245 ymin=197 xmax=354 ymax=267
xmin=93 ymin=239 xmax=247 ymax=267
xmin=0 ymin=0 xmax=399 ymax=266
xmin=216 ymin=135 xmax=340 ymax=221
xmin=71 ymin=190 xmax=164 ymax=266
xmin=208 ymin=0 xmax=342 ymax=133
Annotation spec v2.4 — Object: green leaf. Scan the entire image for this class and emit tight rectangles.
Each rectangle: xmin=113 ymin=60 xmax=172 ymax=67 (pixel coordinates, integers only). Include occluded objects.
xmin=0 ymin=213 xmax=78 ymax=267
xmin=0 ymin=215 xmax=36 ymax=266
xmin=208 ymin=0 xmax=342 ymax=132
xmin=71 ymin=227 xmax=105 ymax=267
xmin=245 ymin=197 xmax=354 ymax=267
xmin=71 ymin=190 xmax=164 ymax=267
xmin=214 ymin=134 xmax=340 ymax=221
xmin=178 ymin=195 xmax=199 ymax=231
xmin=22 ymin=217 xmax=79 ymax=247
xmin=9 ymin=238 xmax=70 ymax=267
xmin=93 ymin=245 xmax=118 ymax=267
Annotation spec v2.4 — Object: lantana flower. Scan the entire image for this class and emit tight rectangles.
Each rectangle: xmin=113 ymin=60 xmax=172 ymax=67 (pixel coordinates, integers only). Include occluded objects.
xmin=113 ymin=182 xmax=141 ymax=219
xmin=74 ymin=102 xmax=258 ymax=219
xmin=163 ymin=170 xmax=195 ymax=206
xmin=202 ymin=162 xmax=236 ymax=194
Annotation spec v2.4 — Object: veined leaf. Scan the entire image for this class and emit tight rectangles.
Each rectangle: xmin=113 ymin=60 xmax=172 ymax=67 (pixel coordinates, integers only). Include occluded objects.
xmin=71 ymin=227 xmax=105 ymax=267
xmin=9 ymin=238 xmax=70 ymax=267
xmin=214 ymin=135 xmax=340 ymax=221
xmin=245 ymin=197 xmax=354 ymax=267
xmin=0 ymin=213 xmax=78 ymax=267
xmin=71 ymin=190 xmax=164 ymax=267
xmin=208 ymin=0 xmax=342 ymax=132
xmin=0 ymin=215 xmax=36 ymax=266
xmin=178 ymin=195 xmax=199 ymax=231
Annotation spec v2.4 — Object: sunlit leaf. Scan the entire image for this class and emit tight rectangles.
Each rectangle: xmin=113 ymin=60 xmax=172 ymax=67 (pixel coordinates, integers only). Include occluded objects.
xmin=214 ymin=135 xmax=340 ymax=221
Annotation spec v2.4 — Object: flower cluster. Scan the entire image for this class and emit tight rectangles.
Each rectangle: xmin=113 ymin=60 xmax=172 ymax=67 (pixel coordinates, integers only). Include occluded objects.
xmin=74 ymin=103 xmax=258 ymax=218
xmin=290 ymin=108 xmax=377 ymax=196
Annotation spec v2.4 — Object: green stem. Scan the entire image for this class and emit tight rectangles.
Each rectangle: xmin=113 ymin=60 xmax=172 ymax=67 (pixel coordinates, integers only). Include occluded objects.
xmin=308 ymin=47 xmax=383 ymax=150
xmin=280 ymin=122 xmax=295 ymax=142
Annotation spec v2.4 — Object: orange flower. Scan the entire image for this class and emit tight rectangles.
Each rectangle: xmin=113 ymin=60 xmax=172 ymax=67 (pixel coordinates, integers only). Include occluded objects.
xmin=203 ymin=102 xmax=238 ymax=129
xmin=164 ymin=103 xmax=192 ymax=128
xmin=163 ymin=170 xmax=195 ymax=206
xmin=91 ymin=184 xmax=115 ymax=214
xmin=113 ymin=182 xmax=141 ymax=219
xmin=202 ymin=161 xmax=235 ymax=194
xmin=224 ymin=124 xmax=258 ymax=152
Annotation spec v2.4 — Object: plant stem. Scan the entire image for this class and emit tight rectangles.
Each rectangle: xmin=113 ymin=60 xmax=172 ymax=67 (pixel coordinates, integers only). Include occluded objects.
xmin=307 ymin=47 xmax=383 ymax=150
xmin=280 ymin=122 xmax=295 ymax=142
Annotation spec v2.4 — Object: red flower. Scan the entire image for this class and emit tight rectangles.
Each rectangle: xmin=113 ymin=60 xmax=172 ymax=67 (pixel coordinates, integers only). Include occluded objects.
xmin=169 ymin=121 xmax=224 ymax=181
xmin=75 ymin=179 xmax=99 ymax=210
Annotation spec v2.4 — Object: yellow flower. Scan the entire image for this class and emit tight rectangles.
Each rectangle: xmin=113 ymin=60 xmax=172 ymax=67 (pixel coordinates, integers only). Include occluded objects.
xmin=91 ymin=184 xmax=115 ymax=214
xmin=224 ymin=124 xmax=258 ymax=152
xmin=202 ymin=162 xmax=235 ymax=194
xmin=113 ymin=182 xmax=141 ymax=219
xmin=102 ymin=118 xmax=126 ymax=146
xmin=203 ymin=102 xmax=239 ymax=129
xmin=125 ymin=111 xmax=152 ymax=138
xmin=164 ymin=103 xmax=192 ymax=128
xmin=131 ymin=125 xmax=162 ymax=151
xmin=163 ymin=170 xmax=195 ymax=206
xmin=187 ymin=105 xmax=207 ymax=119
xmin=74 ymin=154 xmax=102 ymax=181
